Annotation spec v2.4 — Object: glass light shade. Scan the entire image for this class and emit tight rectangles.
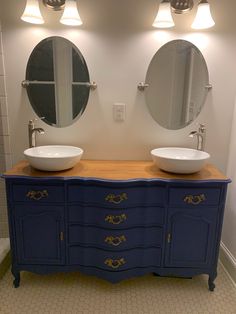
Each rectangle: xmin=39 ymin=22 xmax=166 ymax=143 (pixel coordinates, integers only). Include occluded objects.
xmin=152 ymin=2 xmax=175 ymax=28
xmin=191 ymin=2 xmax=215 ymax=30
xmin=21 ymin=0 xmax=44 ymax=24
xmin=60 ymin=0 xmax=83 ymax=26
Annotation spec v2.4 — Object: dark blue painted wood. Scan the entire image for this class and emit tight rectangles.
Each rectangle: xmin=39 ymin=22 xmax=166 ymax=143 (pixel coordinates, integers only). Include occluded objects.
xmin=12 ymin=184 xmax=64 ymax=203
xmin=68 ymin=184 xmax=165 ymax=207
xmin=14 ymin=205 xmax=65 ymax=265
xmin=68 ymin=247 xmax=162 ymax=269
xmin=2 ymin=175 xmax=230 ymax=290
xmin=169 ymin=187 xmax=221 ymax=207
xmin=10 ymin=264 xmax=218 ymax=284
xmin=166 ymin=207 xmax=218 ymax=267
xmin=68 ymin=205 xmax=164 ymax=228
xmin=68 ymin=225 xmax=163 ymax=249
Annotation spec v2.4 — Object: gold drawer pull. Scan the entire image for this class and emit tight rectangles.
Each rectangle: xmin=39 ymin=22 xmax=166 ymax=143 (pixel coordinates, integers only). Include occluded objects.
xmin=26 ymin=190 xmax=49 ymax=201
xmin=104 ymin=258 xmax=126 ymax=269
xmin=184 ymin=194 xmax=206 ymax=205
xmin=105 ymin=193 xmax=128 ymax=204
xmin=105 ymin=235 xmax=127 ymax=246
xmin=105 ymin=214 xmax=127 ymax=225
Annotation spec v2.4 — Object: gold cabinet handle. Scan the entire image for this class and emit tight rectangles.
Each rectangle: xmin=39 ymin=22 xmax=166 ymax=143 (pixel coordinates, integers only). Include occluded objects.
xmin=104 ymin=258 xmax=126 ymax=269
xmin=105 ymin=235 xmax=126 ymax=246
xmin=184 ymin=194 xmax=206 ymax=205
xmin=26 ymin=190 xmax=49 ymax=201
xmin=105 ymin=193 xmax=128 ymax=204
xmin=105 ymin=214 xmax=127 ymax=225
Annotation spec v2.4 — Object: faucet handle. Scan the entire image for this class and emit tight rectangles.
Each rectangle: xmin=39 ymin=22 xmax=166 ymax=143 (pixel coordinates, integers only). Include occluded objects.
xmin=198 ymin=123 xmax=206 ymax=133
xmin=28 ymin=119 xmax=35 ymax=126
xmin=29 ymin=117 xmax=45 ymax=124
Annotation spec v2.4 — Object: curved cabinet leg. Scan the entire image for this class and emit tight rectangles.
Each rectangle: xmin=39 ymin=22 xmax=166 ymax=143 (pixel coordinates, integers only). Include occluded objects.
xmin=208 ymin=273 xmax=217 ymax=292
xmin=153 ymin=273 xmax=160 ymax=277
xmin=11 ymin=268 xmax=20 ymax=288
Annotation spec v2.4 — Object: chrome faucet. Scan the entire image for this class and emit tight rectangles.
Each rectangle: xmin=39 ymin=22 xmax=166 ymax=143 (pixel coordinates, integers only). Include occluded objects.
xmin=189 ymin=124 xmax=206 ymax=151
xmin=28 ymin=119 xmax=45 ymax=148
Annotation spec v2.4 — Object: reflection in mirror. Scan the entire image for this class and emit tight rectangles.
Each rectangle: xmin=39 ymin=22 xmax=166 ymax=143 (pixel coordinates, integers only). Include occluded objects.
xmin=25 ymin=36 xmax=90 ymax=127
xmin=145 ymin=40 xmax=210 ymax=130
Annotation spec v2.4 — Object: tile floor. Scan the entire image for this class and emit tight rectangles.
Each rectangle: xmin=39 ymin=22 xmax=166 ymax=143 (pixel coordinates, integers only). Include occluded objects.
xmin=0 ymin=264 xmax=235 ymax=314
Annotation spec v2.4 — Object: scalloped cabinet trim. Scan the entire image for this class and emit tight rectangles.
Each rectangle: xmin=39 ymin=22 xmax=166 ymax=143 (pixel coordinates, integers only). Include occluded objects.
xmin=2 ymin=160 xmax=231 ymax=291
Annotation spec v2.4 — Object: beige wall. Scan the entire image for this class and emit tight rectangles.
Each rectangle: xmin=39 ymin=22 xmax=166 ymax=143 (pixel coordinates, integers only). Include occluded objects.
xmin=223 ymin=100 xmax=236 ymax=262
xmin=0 ymin=0 xmax=235 ymax=169
xmin=0 ymin=0 xmax=235 ymax=270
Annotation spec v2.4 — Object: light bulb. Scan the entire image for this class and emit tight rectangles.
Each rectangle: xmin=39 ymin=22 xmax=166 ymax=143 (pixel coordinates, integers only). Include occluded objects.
xmin=21 ymin=0 xmax=44 ymax=25
xmin=191 ymin=1 xmax=215 ymax=30
xmin=152 ymin=1 xmax=175 ymax=28
xmin=60 ymin=0 xmax=83 ymax=26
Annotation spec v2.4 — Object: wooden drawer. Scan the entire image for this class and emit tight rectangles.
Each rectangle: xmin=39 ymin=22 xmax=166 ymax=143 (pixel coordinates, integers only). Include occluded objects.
xmin=69 ymin=247 xmax=162 ymax=269
xmin=68 ymin=205 xmax=164 ymax=228
xmin=12 ymin=184 xmax=64 ymax=203
xmin=169 ymin=188 xmax=221 ymax=207
xmin=68 ymin=225 xmax=163 ymax=249
xmin=67 ymin=185 xmax=165 ymax=207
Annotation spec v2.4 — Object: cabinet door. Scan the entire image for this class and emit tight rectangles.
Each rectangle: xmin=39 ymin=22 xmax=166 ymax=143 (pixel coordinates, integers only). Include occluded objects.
xmin=165 ymin=207 xmax=218 ymax=268
xmin=14 ymin=205 xmax=65 ymax=265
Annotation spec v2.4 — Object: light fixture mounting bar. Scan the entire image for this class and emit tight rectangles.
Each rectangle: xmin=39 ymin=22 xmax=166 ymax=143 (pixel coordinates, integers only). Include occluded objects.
xmin=43 ymin=0 xmax=66 ymax=11
xmin=171 ymin=0 xmax=194 ymax=14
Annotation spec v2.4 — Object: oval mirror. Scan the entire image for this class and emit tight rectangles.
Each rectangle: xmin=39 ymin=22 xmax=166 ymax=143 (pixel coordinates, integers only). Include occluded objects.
xmin=25 ymin=36 xmax=90 ymax=127
xmin=145 ymin=40 xmax=210 ymax=130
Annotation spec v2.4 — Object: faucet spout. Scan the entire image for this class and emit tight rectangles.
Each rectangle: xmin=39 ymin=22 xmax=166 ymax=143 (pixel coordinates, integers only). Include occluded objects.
xmin=35 ymin=128 xmax=45 ymax=135
xmin=28 ymin=120 xmax=45 ymax=148
xmin=188 ymin=124 xmax=206 ymax=151
xmin=189 ymin=131 xmax=198 ymax=138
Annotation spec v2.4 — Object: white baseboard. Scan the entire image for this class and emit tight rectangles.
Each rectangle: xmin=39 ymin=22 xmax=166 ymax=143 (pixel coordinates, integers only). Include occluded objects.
xmin=219 ymin=242 xmax=236 ymax=286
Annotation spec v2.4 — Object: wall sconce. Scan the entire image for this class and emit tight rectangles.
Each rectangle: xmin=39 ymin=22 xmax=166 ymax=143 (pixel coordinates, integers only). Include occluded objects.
xmin=153 ymin=0 xmax=215 ymax=30
xmin=191 ymin=0 xmax=215 ymax=29
xmin=152 ymin=0 xmax=175 ymax=28
xmin=21 ymin=0 xmax=83 ymax=26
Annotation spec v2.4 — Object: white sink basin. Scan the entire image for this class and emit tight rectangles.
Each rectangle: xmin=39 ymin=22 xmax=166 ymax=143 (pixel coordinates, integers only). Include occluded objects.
xmin=151 ymin=147 xmax=210 ymax=174
xmin=24 ymin=145 xmax=83 ymax=171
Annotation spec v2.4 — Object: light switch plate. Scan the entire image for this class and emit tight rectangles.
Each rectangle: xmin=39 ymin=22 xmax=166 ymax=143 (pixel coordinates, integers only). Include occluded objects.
xmin=113 ymin=103 xmax=126 ymax=122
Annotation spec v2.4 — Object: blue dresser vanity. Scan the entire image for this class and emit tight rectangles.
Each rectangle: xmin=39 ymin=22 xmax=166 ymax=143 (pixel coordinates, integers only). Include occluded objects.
xmin=3 ymin=160 xmax=230 ymax=291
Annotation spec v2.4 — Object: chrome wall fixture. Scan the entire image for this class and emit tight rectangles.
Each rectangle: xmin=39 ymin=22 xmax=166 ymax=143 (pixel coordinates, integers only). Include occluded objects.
xmin=21 ymin=0 xmax=83 ymax=26
xmin=137 ymin=82 xmax=150 ymax=91
xmin=153 ymin=0 xmax=215 ymax=29
xmin=42 ymin=0 xmax=65 ymax=11
xmin=21 ymin=0 xmax=215 ymax=29
xmin=21 ymin=80 xmax=97 ymax=90
xmin=171 ymin=0 xmax=194 ymax=14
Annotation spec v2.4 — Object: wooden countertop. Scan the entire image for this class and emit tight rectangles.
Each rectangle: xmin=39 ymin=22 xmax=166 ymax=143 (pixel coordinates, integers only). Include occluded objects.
xmin=3 ymin=160 xmax=230 ymax=182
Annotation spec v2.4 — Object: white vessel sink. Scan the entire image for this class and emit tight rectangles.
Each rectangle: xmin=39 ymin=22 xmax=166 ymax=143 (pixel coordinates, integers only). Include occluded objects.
xmin=151 ymin=147 xmax=210 ymax=174
xmin=24 ymin=145 xmax=83 ymax=171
